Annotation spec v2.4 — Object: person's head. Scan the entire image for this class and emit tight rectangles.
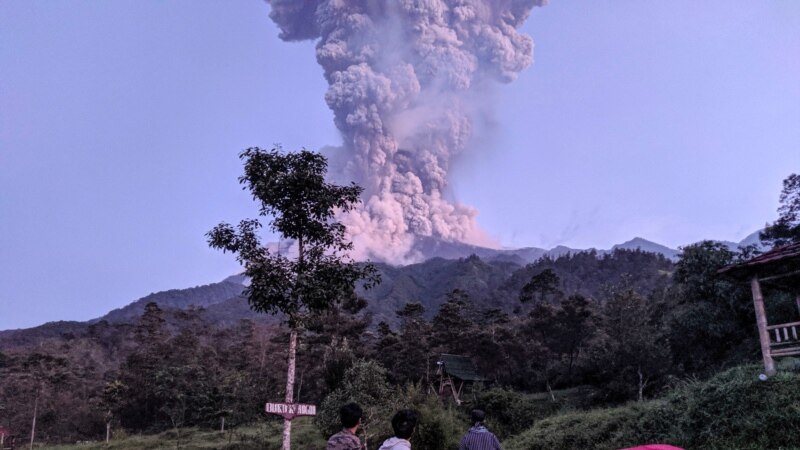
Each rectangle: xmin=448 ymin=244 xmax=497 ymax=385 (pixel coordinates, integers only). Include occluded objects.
xmin=391 ymin=409 xmax=418 ymax=440
xmin=340 ymin=403 xmax=363 ymax=430
xmin=470 ymin=409 xmax=486 ymax=426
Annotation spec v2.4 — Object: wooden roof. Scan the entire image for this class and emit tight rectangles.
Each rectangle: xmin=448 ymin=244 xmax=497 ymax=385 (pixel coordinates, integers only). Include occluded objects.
xmin=439 ymin=354 xmax=485 ymax=381
xmin=718 ymin=242 xmax=800 ymax=291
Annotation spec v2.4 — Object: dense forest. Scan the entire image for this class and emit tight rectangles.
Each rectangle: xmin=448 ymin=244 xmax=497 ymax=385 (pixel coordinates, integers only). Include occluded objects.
xmin=1 ymin=243 xmax=796 ymax=448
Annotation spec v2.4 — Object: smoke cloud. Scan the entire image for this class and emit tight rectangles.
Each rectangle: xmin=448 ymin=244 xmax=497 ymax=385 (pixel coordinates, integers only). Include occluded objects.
xmin=266 ymin=0 xmax=545 ymax=262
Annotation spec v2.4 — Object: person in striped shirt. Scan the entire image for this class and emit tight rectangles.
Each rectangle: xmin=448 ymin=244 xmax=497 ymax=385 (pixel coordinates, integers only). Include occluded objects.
xmin=459 ymin=409 xmax=502 ymax=450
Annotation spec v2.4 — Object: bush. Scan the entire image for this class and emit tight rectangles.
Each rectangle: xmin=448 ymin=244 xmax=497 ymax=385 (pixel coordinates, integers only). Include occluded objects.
xmin=316 ymin=360 xmax=395 ymax=445
xmin=469 ymin=387 xmax=561 ymax=439
xmin=505 ymin=365 xmax=800 ymax=450
xmin=395 ymin=384 xmax=467 ymax=450
xmin=665 ymin=365 xmax=800 ymax=449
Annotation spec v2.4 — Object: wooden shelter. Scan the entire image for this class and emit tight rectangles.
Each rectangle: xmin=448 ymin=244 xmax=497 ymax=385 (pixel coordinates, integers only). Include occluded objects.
xmin=719 ymin=242 xmax=800 ymax=376
xmin=436 ymin=354 xmax=485 ymax=405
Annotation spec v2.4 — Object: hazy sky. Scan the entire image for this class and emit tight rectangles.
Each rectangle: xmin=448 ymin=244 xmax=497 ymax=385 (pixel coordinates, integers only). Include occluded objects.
xmin=1 ymin=1 xmax=798 ymax=330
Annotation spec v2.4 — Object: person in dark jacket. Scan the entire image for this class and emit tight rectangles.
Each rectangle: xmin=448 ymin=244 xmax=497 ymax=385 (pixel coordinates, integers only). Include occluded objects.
xmin=459 ymin=409 xmax=502 ymax=450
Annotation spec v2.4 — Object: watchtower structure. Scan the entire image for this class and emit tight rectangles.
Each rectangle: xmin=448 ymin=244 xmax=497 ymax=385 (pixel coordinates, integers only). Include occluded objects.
xmin=719 ymin=242 xmax=800 ymax=376
xmin=436 ymin=354 xmax=485 ymax=405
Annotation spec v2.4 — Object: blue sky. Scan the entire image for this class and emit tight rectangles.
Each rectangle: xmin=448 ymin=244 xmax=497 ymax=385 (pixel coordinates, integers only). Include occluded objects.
xmin=1 ymin=1 xmax=798 ymax=330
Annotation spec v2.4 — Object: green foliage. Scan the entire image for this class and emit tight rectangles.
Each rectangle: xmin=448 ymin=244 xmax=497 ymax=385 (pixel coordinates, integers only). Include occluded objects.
xmin=663 ymin=241 xmax=756 ymax=374
xmin=395 ymin=384 xmax=466 ymax=450
xmin=375 ymin=303 xmax=435 ymax=384
xmin=505 ymin=365 xmax=800 ymax=450
xmin=504 ymin=249 xmax=673 ymax=309
xmin=524 ymin=294 xmax=599 ymax=384
xmin=672 ymin=241 xmax=737 ymax=299
xmin=519 ymin=269 xmax=561 ymax=304
xmin=109 ymin=308 xmax=281 ymax=434
xmin=470 ymin=387 xmax=560 ymax=439
xmin=590 ymin=286 xmax=670 ymax=401
xmin=430 ymin=291 xmax=475 ymax=357
xmin=317 ymin=360 xmax=395 ymax=443
xmin=237 ymin=147 xmax=361 ymax=247
xmin=761 ymin=173 xmax=800 ymax=247
xmin=207 ymin=146 xmax=378 ymax=325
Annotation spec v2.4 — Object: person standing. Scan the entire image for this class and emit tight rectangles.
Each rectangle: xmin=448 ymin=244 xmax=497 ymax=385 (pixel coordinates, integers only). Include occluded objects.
xmin=378 ymin=409 xmax=418 ymax=450
xmin=459 ymin=409 xmax=502 ymax=450
xmin=327 ymin=403 xmax=364 ymax=450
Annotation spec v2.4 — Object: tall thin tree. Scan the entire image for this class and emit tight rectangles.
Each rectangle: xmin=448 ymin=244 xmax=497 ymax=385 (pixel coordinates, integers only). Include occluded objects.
xmin=207 ymin=146 xmax=378 ymax=450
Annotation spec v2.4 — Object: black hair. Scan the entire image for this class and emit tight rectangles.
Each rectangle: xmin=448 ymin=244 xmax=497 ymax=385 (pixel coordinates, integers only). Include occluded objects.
xmin=470 ymin=409 xmax=486 ymax=425
xmin=391 ymin=409 xmax=418 ymax=439
xmin=340 ymin=403 xmax=363 ymax=429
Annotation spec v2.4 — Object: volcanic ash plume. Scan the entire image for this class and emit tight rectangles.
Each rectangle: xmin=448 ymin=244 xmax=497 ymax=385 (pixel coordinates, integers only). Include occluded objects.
xmin=266 ymin=0 xmax=545 ymax=262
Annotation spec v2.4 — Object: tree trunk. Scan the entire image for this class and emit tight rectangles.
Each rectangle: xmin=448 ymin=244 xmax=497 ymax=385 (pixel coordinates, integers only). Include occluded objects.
xmin=220 ymin=416 xmax=225 ymax=433
xmin=546 ymin=380 xmax=556 ymax=402
xmin=637 ymin=366 xmax=647 ymax=402
xmin=106 ymin=421 xmax=111 ymax=443
xmin=259 ymin=335 xmax=267 ymax=376
xmin=281 ymin=236 xmax=304 ymax=450
xmin=567 ymin=351 xmax=575 ymax=380
xmin=282 ymin=328 xmax=298 ymax=450
xmin=175 ymin=426 xmax=181 ymax=449
xmin=29 ymin=394 xmax=38 ymax=450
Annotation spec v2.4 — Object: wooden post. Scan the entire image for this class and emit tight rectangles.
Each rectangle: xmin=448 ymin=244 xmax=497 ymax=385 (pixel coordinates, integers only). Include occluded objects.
xmin=751 ymin=277 xmax=776 ymax=376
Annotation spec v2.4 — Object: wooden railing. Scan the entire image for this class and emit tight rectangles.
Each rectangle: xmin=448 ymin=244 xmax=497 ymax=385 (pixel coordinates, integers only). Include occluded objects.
xmin=767 ymin=321 xmax=800 ymax=357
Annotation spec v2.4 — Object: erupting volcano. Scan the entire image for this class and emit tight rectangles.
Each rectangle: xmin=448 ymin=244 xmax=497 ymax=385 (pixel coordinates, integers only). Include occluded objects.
xmin=266 ymin=0 xmax=546 ymax=262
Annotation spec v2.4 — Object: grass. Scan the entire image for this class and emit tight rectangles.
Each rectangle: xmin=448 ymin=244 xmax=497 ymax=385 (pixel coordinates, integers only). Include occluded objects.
xmin=505 ymin=363 xmax=800 ymax=450
xmin=39 ymin=417 xmax=325 ymax=450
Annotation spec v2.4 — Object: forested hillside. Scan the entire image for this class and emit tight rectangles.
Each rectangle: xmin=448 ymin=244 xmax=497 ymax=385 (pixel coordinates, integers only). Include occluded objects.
xmin=3 ymin=243 xmax=796 ymax=449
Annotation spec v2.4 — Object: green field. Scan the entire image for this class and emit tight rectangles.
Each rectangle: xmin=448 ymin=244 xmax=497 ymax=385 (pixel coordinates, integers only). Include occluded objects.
xmin=39 ymin=417 xmax=325 ymax=450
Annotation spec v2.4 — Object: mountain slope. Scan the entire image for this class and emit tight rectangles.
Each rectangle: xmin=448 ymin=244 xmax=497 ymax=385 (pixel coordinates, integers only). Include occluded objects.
xmin=96 ymin=276 xmax=246 ymax=324
xmin=4 ymin=233 xmax=742 ymax=342
xmin=612 ymin=237 xmax=679 ymax=260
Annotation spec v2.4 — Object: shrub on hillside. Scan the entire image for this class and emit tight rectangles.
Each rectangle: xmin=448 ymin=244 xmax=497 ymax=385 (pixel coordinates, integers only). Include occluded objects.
xmin=316 ymin=360 xmax=396 ymax=445
xmin=469 ymin=387 xmax=561 ymax=439
xmin=505 ymin=365 xmax=800 ymax=450
xmin=395 ymin=384 xmax=466 ymax=450
xmin=665 ymin=365 xmax=800 ymax=448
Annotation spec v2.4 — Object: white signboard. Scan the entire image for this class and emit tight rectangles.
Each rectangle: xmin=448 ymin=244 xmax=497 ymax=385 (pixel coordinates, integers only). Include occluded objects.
xmin=265 ymin=402 xmax=317 ymax=419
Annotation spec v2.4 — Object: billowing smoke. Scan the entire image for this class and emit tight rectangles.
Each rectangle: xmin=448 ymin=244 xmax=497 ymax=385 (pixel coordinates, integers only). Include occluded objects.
xmin=266 ymin=0 xmax=545 ymax=262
